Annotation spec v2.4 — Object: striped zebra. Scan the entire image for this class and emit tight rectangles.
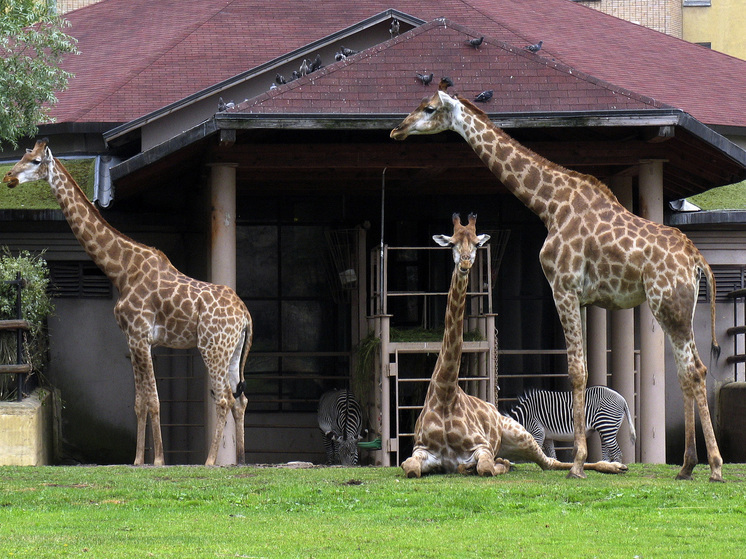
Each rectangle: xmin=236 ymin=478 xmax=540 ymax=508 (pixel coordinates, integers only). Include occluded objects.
xmin=509 ymin=386 xmax=636 ymax=463
xmin=317 ymin=389 xmax=363 ymax=466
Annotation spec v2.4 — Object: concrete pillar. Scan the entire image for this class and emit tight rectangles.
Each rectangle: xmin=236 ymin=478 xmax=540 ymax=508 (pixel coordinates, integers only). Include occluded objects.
xmin=609 ymin=176 xmax=637 ymax=463
xmin=638 ymin=161 xmax=667 ymax=464
xmin=207 ymin=163 xmax=238 ymax=465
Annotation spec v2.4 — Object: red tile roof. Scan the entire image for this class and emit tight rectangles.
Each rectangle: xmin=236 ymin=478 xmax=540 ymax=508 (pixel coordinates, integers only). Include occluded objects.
xmin=55 ymin=0 xmax=746 ymax=127
xmin=235 ymin=20 xmax=669 ymax=115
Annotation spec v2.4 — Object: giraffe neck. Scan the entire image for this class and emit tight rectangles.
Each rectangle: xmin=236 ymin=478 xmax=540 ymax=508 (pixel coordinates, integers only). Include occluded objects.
xmin=431 ymin=265 xmax=469 ymax=393
xmin=48 ymin=159 xmax=143 ymax=292
xmin=450 ymin=98 xmax=618 ymax=228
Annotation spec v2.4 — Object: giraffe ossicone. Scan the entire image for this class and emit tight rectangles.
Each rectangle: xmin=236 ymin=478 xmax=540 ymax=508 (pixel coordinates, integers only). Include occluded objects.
xmin=401 ymin=213 xmax=627 ymax=478
xmin=3 ymin=139 xmax=253 ymax=466
xmin=393 ymin=91 xmax=723 ymax=482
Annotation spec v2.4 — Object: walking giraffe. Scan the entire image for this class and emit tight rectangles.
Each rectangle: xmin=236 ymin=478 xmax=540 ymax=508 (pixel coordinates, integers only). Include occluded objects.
xmin=3 ymin=139 xmax=252 ymax=466
xmin=401 ymin=213 xmax=627 ymax=477
xmin=392 ymin=91 xmax=723 ymax=482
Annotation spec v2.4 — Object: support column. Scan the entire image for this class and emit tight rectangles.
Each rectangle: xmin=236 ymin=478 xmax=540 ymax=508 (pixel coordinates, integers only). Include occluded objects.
xmin=609 ymin=176 xmax=637 ymax=463
xmin=638 ymin=161 xmax=667 ymax=464
xmin=207 ymin=163 xmax=238 ymax=465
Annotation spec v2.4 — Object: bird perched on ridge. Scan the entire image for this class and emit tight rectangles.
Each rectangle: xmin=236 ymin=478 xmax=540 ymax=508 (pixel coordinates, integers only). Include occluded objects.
xmin=217 ymin=97 xmax=235 ymax=112
xmin=525 ymin=40 xmax=543 ymax=53
xmin=416 ymin=72 xmax=434 ymax=86
xmin=467 ymin=36 xmax=484 ymax=49
xmin=299 ymin=58 xmax=310 ymax=77
xmin=275 ymin=73 xmax=286 ymax=85
xmin=340 ymin=46 xmax=358 ymax=57
xmin=309 ymin=54 xmax=323 ymax=73
xmin=390 ymin=18 xmax=400 ymax=37
xmin=439 ymin=76 xmax=454 ymax=92
xmin=474 ymin=90 xmax=493 ymax=103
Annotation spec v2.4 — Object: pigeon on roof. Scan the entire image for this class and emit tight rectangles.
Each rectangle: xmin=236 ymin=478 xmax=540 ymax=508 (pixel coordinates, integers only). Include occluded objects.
xmin=525 ymin=40 xmax=543 ymax=53
xmin=217 ymin=97 xmax=235 ymax=111
xmin=417 ymin=72 xmax=434 ymax=86
xmin=309 ymin=54 xmax=323 ymax=73
xmin=390 ymin=18 xmax=400 ymax=38
xmin=299 ymin=59 xmax=310 ymax=77
xmin=340 ymin=46 xmax=358 ymax=56
xmin=467 ymin=36 xmax=484 ymax=49
xmin=474 ymin=90 xmax=493 ymax=102
xmin=275 ymin=73 xmax=286 ymax=85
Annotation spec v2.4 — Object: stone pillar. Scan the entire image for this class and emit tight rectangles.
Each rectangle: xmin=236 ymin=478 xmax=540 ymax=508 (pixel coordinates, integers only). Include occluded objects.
xmin=609 ymin=176 xmax=637 ymax=463
xmin=638 ymin=161 xmax=667 ymax=464
xmin=207 ymin=163 xmax=238 ymax=465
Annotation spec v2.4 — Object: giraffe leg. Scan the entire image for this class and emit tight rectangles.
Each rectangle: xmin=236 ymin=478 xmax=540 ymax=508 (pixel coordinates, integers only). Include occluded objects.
xmin=402 ymin=448 xmax=439 ymax=478
xmin=553 ymin=293 xmax=588 ymax=478
xmin=129 ymin=343 xmax=164 ymax=466
xmin=671 ymin=337 xmax=723 ymax=482
xmin=232 ymin=393 xmax=248 ymax=465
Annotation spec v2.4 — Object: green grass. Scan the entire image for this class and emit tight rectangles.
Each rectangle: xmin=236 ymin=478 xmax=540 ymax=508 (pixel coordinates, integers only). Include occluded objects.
xmin=688 ymin=180 xmax=746 ymax=210
xmin=0 ymin=463 xmax=744 ymax=558
xmin=0 ymin=158 xmax=96 ymax=210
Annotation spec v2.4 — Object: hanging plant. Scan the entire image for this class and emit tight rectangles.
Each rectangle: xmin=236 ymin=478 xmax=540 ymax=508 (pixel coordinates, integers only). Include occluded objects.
xmin=0 ymin=249 xmax=54 ymax=401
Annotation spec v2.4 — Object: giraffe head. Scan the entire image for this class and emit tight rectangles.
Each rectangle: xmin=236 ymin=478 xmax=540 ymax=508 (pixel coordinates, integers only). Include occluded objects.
xmin=433 ymin=213 xmax=490 ymax=274
xmin=390 ymin=91 xmax=462 ymax=140
xmin=3 ymin=138 xmax=53 ymax=189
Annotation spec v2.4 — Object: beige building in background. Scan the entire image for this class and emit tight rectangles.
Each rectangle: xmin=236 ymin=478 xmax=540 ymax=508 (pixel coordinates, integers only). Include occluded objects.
xmin=575 ymin=0 xmax=745 ymax=59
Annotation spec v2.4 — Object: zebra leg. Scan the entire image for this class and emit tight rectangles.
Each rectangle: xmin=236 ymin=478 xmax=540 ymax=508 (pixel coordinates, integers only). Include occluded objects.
xmin=322 ymin=433 xmax=335 ymax=464
xmin=542 ymin=439 xmax=557 ymax=460
xmin=598 ymin=428 xmax=622 ymax=463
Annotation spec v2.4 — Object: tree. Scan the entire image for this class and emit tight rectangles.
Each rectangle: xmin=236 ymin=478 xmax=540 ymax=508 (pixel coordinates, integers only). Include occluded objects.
xmin=0 ymin=0 xmax=77 ymax=147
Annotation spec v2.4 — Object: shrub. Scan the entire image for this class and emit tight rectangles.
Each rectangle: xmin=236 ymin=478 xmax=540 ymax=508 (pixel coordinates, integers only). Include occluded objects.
xmin=0 ymin=249 xmax=54 ymax=400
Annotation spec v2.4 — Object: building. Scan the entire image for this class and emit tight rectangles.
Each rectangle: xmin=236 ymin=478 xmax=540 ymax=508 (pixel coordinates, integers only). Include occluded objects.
xmin=2 ymin=0 xmax=746 ymax=467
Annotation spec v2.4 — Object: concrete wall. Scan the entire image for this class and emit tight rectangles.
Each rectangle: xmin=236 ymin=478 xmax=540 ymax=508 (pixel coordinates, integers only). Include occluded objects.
xmin=0 ymin=389 xmax=56 ymax=465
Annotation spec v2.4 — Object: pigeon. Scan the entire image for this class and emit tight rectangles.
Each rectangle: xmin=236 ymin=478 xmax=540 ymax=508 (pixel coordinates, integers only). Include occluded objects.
xmin=299 ymin=58 xmax=309 ymax=77
xmin=335 ymin=52 xmax=346 ymax=61
xmin=390 ymin=18 xmax=400 ymax=38
xmin=217 ymin=97 xmax=235 ymax=112
xmin=467 ymin=36 xmax=484 ymax=49
xmin=291 ymin=70 xmax=300 ymax=81
xmin=275 ymin=73 xmax=286 ymax=85
xmin=309 ymin=54 xmax=323 ymax=73
xmin=525 ymin=40 xmax=543 ymax=53
xmin=340 ymin=46 xmax=358 ymax=57
xmin=416 ymin=72 xmax=434 ymax=86
xmin=474 ymin=90 xmax=493 ymax=103
xmin=270 ymin=82 xmax=277 ymax=90
xmin=439 ymin=76 xmax=454 ymax=91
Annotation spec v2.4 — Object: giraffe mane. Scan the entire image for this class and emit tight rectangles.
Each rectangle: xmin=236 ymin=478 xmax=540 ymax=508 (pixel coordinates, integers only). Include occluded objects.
xmin=454 ymin=96 xmax=620 ymax=205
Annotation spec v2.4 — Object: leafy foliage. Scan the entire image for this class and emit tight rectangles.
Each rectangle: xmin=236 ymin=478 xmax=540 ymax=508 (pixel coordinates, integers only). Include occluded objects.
xmin=0 ymin=248 xmax=53 ymax=399
xmin=0 ymin=0 xmax=78 ymax=147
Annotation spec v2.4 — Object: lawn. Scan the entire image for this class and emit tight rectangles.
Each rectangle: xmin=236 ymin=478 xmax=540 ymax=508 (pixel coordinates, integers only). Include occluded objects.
xmin=0 ymin=463 xmax=744 ymax=558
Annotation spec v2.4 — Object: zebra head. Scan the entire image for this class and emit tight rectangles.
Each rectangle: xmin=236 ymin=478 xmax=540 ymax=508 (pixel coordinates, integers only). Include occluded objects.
xmin=334 ymin=433 xmax=362 ymax=466
xmin=433 ymin=213 xmax=490 ymax=274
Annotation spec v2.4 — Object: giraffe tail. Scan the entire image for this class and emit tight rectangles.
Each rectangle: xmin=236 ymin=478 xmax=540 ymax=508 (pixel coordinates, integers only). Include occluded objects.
xmin=234 ymin=315 xmax=253 ymax=399
xmin=700 ymin=257 xmax=720 ymax=361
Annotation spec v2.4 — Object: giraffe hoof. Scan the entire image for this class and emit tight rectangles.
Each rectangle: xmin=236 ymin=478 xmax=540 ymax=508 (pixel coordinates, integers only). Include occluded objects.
xmin=675 ymin=473 xmax=693 ymax=481
xmin=709 ymin=475 xmax=725 ymax=483
xmin=566 ymin=470 xmax=586 ymax=480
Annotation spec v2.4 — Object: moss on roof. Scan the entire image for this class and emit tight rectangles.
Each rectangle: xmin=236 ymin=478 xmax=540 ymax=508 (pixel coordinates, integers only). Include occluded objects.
xmin=688 ymin=180 xmax=746 ymax=210
xmin=0 ymin=158 xmax=96 ymax=210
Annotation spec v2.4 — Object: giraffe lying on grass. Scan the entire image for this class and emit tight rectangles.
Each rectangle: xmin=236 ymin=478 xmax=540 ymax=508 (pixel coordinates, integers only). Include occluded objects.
xmin=401 ymin=213 xmax=627 ymax=478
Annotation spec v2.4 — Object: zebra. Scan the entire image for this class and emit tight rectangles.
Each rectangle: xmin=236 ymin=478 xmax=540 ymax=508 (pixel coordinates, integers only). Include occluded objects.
xmin=508 ymin=386 xmax=636 ymax=463
xmin=317 ymin=389 xmax=363 ymax=466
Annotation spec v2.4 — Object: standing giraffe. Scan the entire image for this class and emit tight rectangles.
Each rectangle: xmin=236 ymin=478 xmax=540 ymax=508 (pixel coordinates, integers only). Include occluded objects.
xmin=3 ymin=139 xmax=252 ymax=466
xmin=401 ymin=213 xmax=627 ymax=477
xmin=392 ymin=91 xmax=723 ymax=482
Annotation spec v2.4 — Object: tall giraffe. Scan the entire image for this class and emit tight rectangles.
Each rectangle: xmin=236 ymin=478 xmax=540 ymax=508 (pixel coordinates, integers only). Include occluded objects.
xmin=401 ymin=213 xmax=627 ymax=477
xmin=3 ymin=139 xmax=252 ymax=466
xmin=392 ymin=91 xmax=723 ymax=482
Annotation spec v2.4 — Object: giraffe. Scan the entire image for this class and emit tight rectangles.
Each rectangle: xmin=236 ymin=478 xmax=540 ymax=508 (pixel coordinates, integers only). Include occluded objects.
xmin=392 ymin=90 xmax=723 ymax=482
xmin=3 ymin=139 xmax=252 ymax=466
xmin=401 ymin=213 xmax=627 ymax=478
